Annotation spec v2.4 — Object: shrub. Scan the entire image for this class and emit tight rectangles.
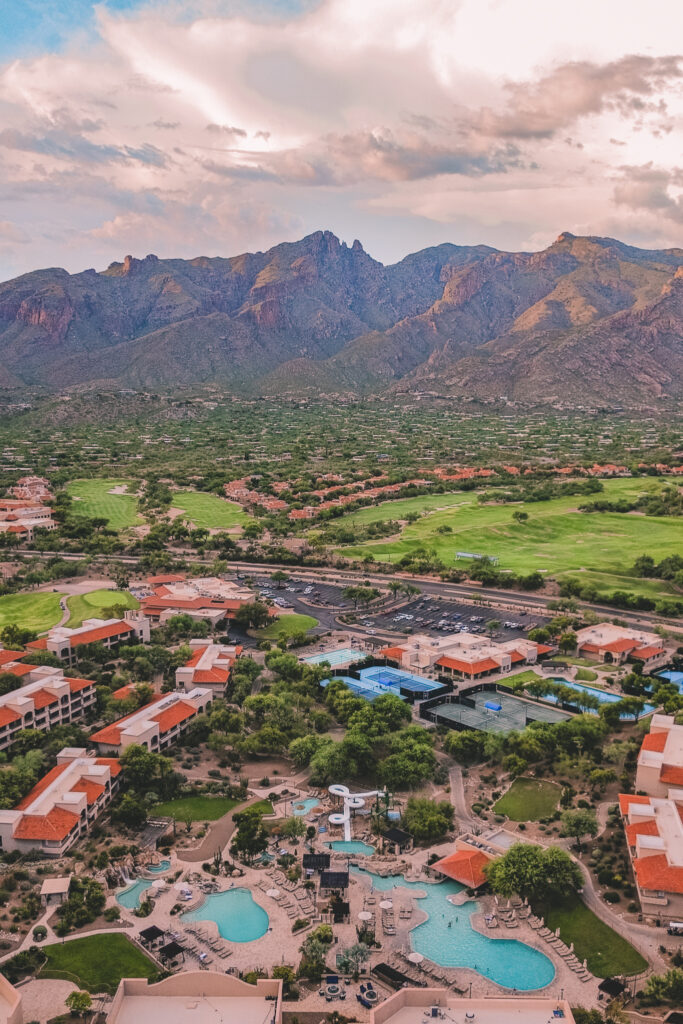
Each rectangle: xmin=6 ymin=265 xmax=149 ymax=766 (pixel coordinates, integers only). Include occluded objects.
xmin=603 ymin=891 xmax=621 ymax=903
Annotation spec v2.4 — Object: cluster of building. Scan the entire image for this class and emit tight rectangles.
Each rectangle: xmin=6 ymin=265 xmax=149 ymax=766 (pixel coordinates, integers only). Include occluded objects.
xmin=224 ymin=477 xmax=289 ymax=512
xmin=90 ymin=688 xmax=213 ymax=755
xmin=620 ymin=714 xmax=683 ymax=917
xmin=0 ymin=655 xmax=96 ymax=752
xmin=10 ymin=475 xmax=53 ymax=502
xmin=288 ymin=477 xmax=430 ymax=520
xmin=0 ymin=497 xmax=56 ymax=544
xmin=26 ymin=612 xmax=150 ymax=665
xmin=139 ymin=574 xmax=255 ymax=627
xmin=0 ymin=748 xmax=121 ymax=856
xmin=380 ymin=633 xmax=553 ymax=681
xmin=175 ymin=639 xmax=243 ymax=695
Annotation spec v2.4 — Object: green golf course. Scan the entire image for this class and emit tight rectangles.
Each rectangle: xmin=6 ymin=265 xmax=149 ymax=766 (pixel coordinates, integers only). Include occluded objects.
xmin=67 ymin=479 xmax=141 ymax=530
xmin=172 ymin=490 xmax=251 ymax=530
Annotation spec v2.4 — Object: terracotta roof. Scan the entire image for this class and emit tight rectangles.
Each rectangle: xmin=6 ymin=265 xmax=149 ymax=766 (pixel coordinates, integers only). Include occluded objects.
xmin=381 ymin=647 xmax=407 ymax=660
xmin=17 ymin=763 xmax=69 ymax=808
xmin=641 ymin=732 xmax=668 ymax=753
xmin=112 ymin=684 xmax=135 ymax=700
xmin=436 ymin=655 xmax=500 ymax=675
xmin=1 ymin=662 xmax=36 ymax=677
xmin=70 ymin=779 xmax=105 ymax=804
xmin=433 ymin=847 xmax=491 ymax=888
xmin=25 ymin=638 xmax=48 ymax=650
xmin=0 ymin=649 xmax=27 ymax=665
xmin=186 ymin=646 xmax=208 ymax=668
xmin=631 ymin=645 xmax=665 ymax=660
xmin=66 ymin=677 xmax=95 ymax=693
xmin=625 ymin=819 xmax=659 ymax=844
xmin=618 ymin=793 xmax=652 ymax=814
xmin=535 ymin=644 xmax=554 ymax=655
xmin=508 ymin=651 xmax=525 ymax=663
xmin=30 ymin=687 xmax=60 ymax=710
xmin=96 ymin=757 xmax=122 ymax=776
xmin=153 ymin=701 xmax=196 ymax=731
xmin=660 ymin=765 xmax=683 ymax=786
xmin=13 ymin=807 xmax=80 ymax=842
xmin=601 ymin=638 xmax=640 ymax=654
xmin=68 ymin=622 xmax=132 ymax=648
xmin=0 ymin=707 xmax=21 ymax=728
xmin=634 ymin=853 xmax=683 ymax=895
xmin=193 ymin=668 xmax=230 ymax=684
xmin=89 ymin=695 xmax=166 ymax=746
xmin=579 ymin=642 xmax=601 ymax=654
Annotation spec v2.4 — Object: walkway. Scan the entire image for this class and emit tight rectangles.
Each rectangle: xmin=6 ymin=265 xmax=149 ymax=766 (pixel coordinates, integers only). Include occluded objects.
xmin=178 ymin=795 xmax=266 ymax=863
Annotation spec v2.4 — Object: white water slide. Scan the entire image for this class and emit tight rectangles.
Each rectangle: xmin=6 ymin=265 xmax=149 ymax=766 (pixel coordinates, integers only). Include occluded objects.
xmin=328 ymin=783 xmax=385 ymax=842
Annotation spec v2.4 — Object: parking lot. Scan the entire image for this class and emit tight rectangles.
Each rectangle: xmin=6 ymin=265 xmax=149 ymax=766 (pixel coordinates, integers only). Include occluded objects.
xmin=368 ymin=596 xmax=547 ymax=641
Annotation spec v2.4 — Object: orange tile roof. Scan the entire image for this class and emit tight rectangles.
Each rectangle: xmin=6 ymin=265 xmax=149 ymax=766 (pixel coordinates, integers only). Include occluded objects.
xmin=186 ymin=646 xmax=208 ymax=668
xmin=89 ymin=695 xmax=166 ymax=746
xmin=70 ymin=779 xmax=105 ymax=804
xmin=69 ymin=622 xmax=133 ymax=648
xmin=112 ymin=684 xmax=135 ymax=700
xmin=25 ymin=638 xmax=48 ymax=650
xmin=194 ymin=668 xmax=230 ymax=683
xmin=508 ymin=651 xmax=525 ymax=663
xmin=625 ymin=819 xmax=659 ymax=844
xmin=579 ymin=642 xmax=601 ymax=654
xmin=380 ymin=646 xmax=406 ymax=659
xmin=433 ymin=847 xmax=492 ymax=888
xmin=634 ymin=853 xmax=683 ymax=895
xmin=66 ymin=677 xmax=95 ymax=693
xmin=660 ymin=765 xmax=683 ymax=786
xmin=618 ymin=793 xmax=652 ymax=814
xmin=436 ymin=655 xmax=500 ymax=675
xmin=641 ymin=732 xmax=668 ymax=753
xmin=153 ymin=701 xmax=196 ymax=731
xmin=535 ymin=644 xmax=554 ymax=655
xmin=96 ymin=757 xmax=122 ymax=776
xmin=13 ymin=807 xmax=80 ymax=842
xmin=16 ymin=763 xmax=69 ymax=808
xmin=0 ymin=707 xmax=21 ymax=727
xmin=1 ymin=663 xmax=36 ymax=677
xmin=601 ymin=638 xmax=639 ymax=654
xmin=0 ymin=649 xmax=27 ymax=665
xmin=632 ymin=645 xmax=665 ymax=660
xmin=30 ymin=687 xmax=59 ymax=710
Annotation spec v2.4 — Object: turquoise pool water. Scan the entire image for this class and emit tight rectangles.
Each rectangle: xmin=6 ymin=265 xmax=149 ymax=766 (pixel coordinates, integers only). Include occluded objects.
xmin=292 ymin=797 xmax=320 ymax=816
xmin=146 ymin=858 xmax=171 ymax=873
xmin=183 ymin=887 xmax=269 ymax=942
xmin=658 ymin=670 xmax=683 ymax=693
xmin=549 ymin=677 xmax=656 ymax=719
xmin=117 ymin=878 xmax=154 ymax=909
xmin=304 ymin=647 xmax=364 ymax=667
xmin=353 ymin=868 xmax=554 ymax=990
xmin=327 ymin=840 xmax=375 ymax=856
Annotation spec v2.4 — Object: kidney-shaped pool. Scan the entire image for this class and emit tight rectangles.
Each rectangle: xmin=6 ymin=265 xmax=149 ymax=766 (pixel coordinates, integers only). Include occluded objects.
xmin=182 ymin=887 xmax=269 ymax=942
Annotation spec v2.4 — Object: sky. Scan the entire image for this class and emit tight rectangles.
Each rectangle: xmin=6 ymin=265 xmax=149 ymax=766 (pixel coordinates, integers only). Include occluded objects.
xmin=0 ymin=0 xmax=682 ymax=279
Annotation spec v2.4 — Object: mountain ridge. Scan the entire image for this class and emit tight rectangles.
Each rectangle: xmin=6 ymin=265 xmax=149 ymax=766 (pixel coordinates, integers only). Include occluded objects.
xmin=0 ymin=230 xmax=681 ymax=408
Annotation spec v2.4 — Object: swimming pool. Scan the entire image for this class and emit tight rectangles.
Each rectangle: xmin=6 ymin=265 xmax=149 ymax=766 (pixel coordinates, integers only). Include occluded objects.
xmin=146 ymin=858 xmax=171 ymax=874
xmin=304 ymin=648 xmax=365 ymax=667
xmin=117 ymin=878 xmax=154 ymax=910
xmin=353 ymin=868 xmax=554 ymax=990
xmin=182 ymin=887 xmax=269 ymax=942
xmin=292 ymin=797 xmax=320 ymax=816
xmin=326 ymin=840 xmax=375 ymax=856
xmin=658 ymin=670 xmax=683 ymax=693
xmin=549 ymin=678 xmax=656 ymax=719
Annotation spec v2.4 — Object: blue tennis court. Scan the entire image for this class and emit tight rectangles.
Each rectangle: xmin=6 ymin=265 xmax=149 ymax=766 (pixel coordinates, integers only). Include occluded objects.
xmin=360 ymin=667 xmax=441 ymax=694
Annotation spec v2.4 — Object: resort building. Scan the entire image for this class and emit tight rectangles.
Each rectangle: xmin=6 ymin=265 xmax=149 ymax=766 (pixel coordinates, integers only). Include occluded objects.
xmin=370 ymin=990 xmax=575 ymax=1024
xmin=0 ymin=498 xmax=56 ymax=543
xmin=175 ymin=639 xmax=243 ymax=695
xmin=635 ymin=714 xmax=683 ymax=797
xmin=0 ymin=668 xmax=97 ymax=752
xmin=90 ymin=688 xmax=212 ymax=754
xmin=432 ymin=840 xmax=494 ymax=889
xmin=575 ymin=623 xmax=670 ymax=668
xmin=10 ymin=475 xmax=52 ymax=503
xmin=140 ymin=575 xmax=255 ymax=627
xmin=108 ymin=972 xmax=282 ymax=1024
xmin=0 ymin=748 xmax=120 ymax=856
xmin=381 ymin=633 xmax=552 ymax=681
xmin=26 ymin=612 xmax=150 ymax=664
xmin=0 ymin=973 xmax=22 ymax=1024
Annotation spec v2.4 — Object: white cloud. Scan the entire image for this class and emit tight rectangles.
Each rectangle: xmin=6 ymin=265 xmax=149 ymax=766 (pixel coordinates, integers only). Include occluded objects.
xmin=0 ymin=0 xmax=682 ymax=278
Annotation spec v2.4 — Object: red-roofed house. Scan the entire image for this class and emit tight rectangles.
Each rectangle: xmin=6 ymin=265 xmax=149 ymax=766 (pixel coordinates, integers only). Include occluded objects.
xmin=619 ymin=788 xmax=683 ymax=915
xmin=25 ymin=613 xmax=150 ymax=665
xmin=140 ymin=575 xmax=254 ymax=626
xmin=0 ymin=749 xmax=120 ymax=856
xmin=90 ymin=688 xmax=212 ymax=755
xmin=432 ymin=842 xmax=493 ymax=888
xmin=175 ymin=640 xmax=243 ymax=695
xmin=0 ymin=670 xmax=97 ymax=752
xmin=575 ymin=623 xmax=671 ymax=668
xmin=635 ymin=714 xmax=683 ymax=798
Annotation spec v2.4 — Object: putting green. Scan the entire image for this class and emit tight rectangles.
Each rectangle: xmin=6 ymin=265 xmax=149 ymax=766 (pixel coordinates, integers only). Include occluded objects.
xmin=338 ymin=478 xmax=682 ymax=596
xmin=65 ymin=589 xmax=139 ymax=628
xmin=67 ymin=479 xmax=141 ymax=530
xmin=257 ymin=613 xmax=318 ymax=639
xmin=172 ymin=490 xmax=251 ymax=530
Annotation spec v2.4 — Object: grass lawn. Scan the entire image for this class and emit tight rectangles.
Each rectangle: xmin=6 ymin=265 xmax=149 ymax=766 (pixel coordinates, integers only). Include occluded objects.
xmin=575 ymin=667 xmax=598 ymax=682
xmin=67 ymin=479 xmax=141 ymax=530
xmin=497 ymin=669 xmax=543 ymax=688
xmin=65 ymin=588 xmax=139 ymax=628
xmin=338 ymin=478 xmax=682 ymax=599
xmin=152 ymin=795 xmax=241 ymax=821
xmin=537 ymin=894 xmax=648 ymax=977
xmin=257 ymin=613 xmax=318 ymax=639
xmin=337 ymin=490 xmax=476 ymax=526
xmin=172 ymin=490 xmax=251 ymax=530
xmin=0 ymin=592 xmax=63 ymax=633
xmin=40 ymin=933 xmax=157 ymax=993
xmin=494 ymin=777 xmax=561 ymax=821
xmin=251 ymin=799 xmax=275 ymax=816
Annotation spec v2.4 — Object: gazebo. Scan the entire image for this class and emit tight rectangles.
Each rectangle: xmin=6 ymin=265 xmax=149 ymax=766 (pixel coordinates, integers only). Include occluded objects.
xmin=139 ymin=924 xmax=165 ymax=947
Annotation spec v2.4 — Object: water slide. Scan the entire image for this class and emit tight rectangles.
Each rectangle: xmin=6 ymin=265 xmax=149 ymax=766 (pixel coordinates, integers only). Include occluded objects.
xmin=328 ymin=783 xmax=384 ymax=842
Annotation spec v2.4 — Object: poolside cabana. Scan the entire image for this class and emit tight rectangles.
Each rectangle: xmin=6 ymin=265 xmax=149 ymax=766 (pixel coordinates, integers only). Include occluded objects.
xmin=432 ymin=843 xmax=493 ymax=889
xmin=320 ymin=870 xmax=349 ymax=894
xmin=159 ymin=940 xmax=185 ymax=962
xmin=139 ymin=924 xmax=165 ymax=947
xmin=382 ymin=827 xmax=412 ymax=855
xmin=303 ymin=852 xmax=330 ymax=874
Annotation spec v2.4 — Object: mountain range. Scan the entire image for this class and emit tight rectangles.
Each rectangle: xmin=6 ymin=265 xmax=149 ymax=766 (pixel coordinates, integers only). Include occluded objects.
xmin=1 ymin=229 xmax=682 ymax=408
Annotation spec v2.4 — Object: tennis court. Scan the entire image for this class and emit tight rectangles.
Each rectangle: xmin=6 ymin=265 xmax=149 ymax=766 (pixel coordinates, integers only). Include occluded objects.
xmin=424 ymin=689 xmax=573 ymax=734
xmin=320 ymin=675 xmax=407 ymax=702
xmin=360 ymin=666 xmax=442 ymax=694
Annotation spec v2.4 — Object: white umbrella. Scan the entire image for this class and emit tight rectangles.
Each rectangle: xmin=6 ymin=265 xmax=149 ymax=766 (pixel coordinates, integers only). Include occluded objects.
xmin=555 ymin=927 xmax=561 ymax=937
xmin=379 ymin=899 xmax=393 ymax=910
xmin=358 ymin=911 xmax=372 ymax=922
xmin=267 ymin=889 xmax=280 ymax=898
xmin=407 ymin=951 xmax=424 ymax=964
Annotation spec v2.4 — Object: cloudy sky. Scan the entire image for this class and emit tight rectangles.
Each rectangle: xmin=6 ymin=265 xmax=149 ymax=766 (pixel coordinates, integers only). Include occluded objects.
xmin=1 ymin=0 xmax=682 ymax=279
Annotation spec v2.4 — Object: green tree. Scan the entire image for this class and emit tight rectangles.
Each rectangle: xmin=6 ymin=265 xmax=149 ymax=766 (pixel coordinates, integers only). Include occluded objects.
xmin=281 ymin=816 xmax=307 ymax=841
xmin=401 ymin=797 xmax=454 ymax=842
xmin=66 ymin=990 xmax=92 ymax=1020
xmin=484 ymin=843 xmax=582 ymax=901
xmin=558 ymin=632 xmax=578 ymax=654
xmin=231 ymin=805 xmax=268 ymax=863
xmin=270 ymin=570 xmax=290 ymax=589
xmin=561 ymin=808 xmax=599 ymax=852
xmin=443 ymin=729 xmax=485 ymax=765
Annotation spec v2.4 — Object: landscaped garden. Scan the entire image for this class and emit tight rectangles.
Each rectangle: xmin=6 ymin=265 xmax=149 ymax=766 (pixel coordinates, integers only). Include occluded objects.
xmin=171 ymin=490 xmax=251 ymax=530
xmin=65 ymin=588 xmax=139 ymax=628
xmin=257 ymin=613 xmax=318 ymax=639
xmin=40 ymin=934 xmax=157 ymax=993
xmin=0 ymin=591 xmax=64 ymax=633
xmin=494 ymin=777 xmax=561 ymax=821
xmin=66 ymin=479 xmax=141 ymax=530
xmin=538 ymin=894 xmax=648 ymax=977
xmin=152 ymin=795 xmax=242 ymax=821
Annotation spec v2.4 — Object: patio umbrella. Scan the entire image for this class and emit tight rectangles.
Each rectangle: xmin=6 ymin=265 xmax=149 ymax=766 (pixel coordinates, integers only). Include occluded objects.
xmin=407 ymin=952 xmax=424 ymax=964
xmin=267 ymin=889 xmax=280 ymax=898
xmin=358 ymin=911 xmax=373 ymax=922
xmin=379 ymin=899 xmax=393 ymax=910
